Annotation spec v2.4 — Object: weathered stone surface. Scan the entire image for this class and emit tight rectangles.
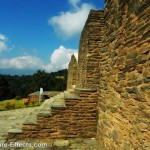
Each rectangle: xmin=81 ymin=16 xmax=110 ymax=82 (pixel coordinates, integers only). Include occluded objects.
xmin=5 ymin=1 xmax=150 ymax=150
xmin=7 ymin=89 xmax=98 ymax=140
xmin=97 ymin=0 xmax=150 ymax=149
xmin=64 ymin=91 xmax=80 ymax=100
xmin=53 ymin=140 xmax=69 ymax=147
xmin=67 ymin=54 xmax=77 ymax=90
xmin=8 ymin=129 xmax=22 ymax=134
xmin=76 ymin=10 xmax=104 ymax=89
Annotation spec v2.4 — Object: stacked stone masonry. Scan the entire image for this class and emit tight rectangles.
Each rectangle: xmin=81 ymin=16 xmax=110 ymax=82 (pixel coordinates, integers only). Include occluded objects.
xmin=77 ymin=10 xmax=104 ymax=89
xmin=7 ymin=0 xmax=150 ymax=149
xmin=97 ymin=0 xmax=150 ymax=149
xmin=8 ymin=89 xmax=98 ymax=140
xmin=67 ymin=54 xmax=77 ymax=90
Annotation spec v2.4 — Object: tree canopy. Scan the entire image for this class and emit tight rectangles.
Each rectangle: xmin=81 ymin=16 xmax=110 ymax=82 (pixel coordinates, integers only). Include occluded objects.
xmin=0 ymin=69 xmax=67 ymax=101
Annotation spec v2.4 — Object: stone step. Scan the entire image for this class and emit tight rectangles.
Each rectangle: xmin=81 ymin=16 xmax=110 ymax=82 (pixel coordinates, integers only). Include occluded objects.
xmin=40 ymin=98 xmax=54 ymax=110
xmin=7 ymin=93 xmax=66 ymax=135
xmin=23 ymin=116 xmax=37 ymax=125
xmin=64 ymin=91 xmax=80 ymax=100
xmin=8 ymin=108 xmax=40 ymax=133
xmin=36 ymin=97 xmax=55 ymax=117
xmin=51 ymin=93 xmax=66 ymax=108
xmin=67 ymin=88 xmax=75 ymax=92
xmin=37 ymin=93 xmax=66 ymax=116
xmin=23 ymin=108 xmax=40 ymax=125
xmin=8 ymin=98 xmax=53 ymax=132
xmin=8 ymin=129 xmax=23 ymax=134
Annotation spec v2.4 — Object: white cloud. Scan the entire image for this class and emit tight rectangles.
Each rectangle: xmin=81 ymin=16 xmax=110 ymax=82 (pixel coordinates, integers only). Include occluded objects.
xmin=0 ymin=56 xmax=43 ymax=69
xmin=49 ymin=1 xmax=95 ymax=39
xmin=0 ymin=34 xmax=6 ymax=40
xmin=0 ymin=34 xmax=8 ymax=53
xmin=0 ymin=41 xmax=7 ymax=53
xmin=43 ymin=45 xmax=78 ymax=72
xmin=0 ymin=45 xmax=78 ymax=72
xmin=69 ymin=0 xmax=81 ymax=8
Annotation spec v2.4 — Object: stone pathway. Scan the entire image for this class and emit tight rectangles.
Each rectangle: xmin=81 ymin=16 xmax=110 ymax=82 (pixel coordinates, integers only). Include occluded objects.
xmin=0 ymin=106 xmax=98 ymax=150
xmin=0 ymin=107 xmax=39 ymax=142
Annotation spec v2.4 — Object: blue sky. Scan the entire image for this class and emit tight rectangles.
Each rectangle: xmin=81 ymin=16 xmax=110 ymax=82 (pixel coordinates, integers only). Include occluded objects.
xmin=0 ymin=0 xmax=104 ymax=75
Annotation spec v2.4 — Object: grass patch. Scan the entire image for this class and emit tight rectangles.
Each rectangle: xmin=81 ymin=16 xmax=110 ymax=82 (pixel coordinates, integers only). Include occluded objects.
xmin=0 ymin=99 xmax=43 ymax=111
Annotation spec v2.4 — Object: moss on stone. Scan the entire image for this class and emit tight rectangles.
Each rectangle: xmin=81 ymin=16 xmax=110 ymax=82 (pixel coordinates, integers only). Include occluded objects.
xmin=126 ymin=87 xmax=138 ymax=94
xmin=141 ymin=86 xmax=150 ymax=91
xmin=143 ymin=77 xmax=150 ymax=83
xmin=127 ymin=80 xmax=142 ymax=86
xmin=126 ymin=51 xmax=138 ymax=59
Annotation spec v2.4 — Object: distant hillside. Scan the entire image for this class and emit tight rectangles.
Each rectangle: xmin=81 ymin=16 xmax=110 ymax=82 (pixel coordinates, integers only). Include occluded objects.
xmin=0 ymin=69 xmax=38 ymax=76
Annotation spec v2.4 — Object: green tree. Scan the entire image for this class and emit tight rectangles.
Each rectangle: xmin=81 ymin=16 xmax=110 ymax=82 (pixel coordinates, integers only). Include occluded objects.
xmin=0 ymin=69 xmax=67 ymax=100
xmin=0 ymin=75 xmax=10 ymax=101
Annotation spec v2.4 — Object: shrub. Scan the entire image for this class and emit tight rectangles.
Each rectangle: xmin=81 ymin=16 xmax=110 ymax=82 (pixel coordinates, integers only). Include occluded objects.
xmin=0 ymin=106 xmax=5 ymax=111
xmin=5 ymin=101 xmax=11 ymax=109
xmin=30 ymin=99 xmax=37 ymax=106
xmin=5 ymin=101 xmax=15 ymax=109
xmin=23 ymin=99 xmax=30 ymax=107
xmin=9 ymin=101 xmax=15 ymax=109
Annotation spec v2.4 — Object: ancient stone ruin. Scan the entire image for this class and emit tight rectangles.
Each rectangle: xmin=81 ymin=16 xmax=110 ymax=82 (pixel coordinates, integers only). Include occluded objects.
xmin=67 ymin=54 xmax=77 ymax=90
xmin=7 ymin=0 xmax=150 ymax=149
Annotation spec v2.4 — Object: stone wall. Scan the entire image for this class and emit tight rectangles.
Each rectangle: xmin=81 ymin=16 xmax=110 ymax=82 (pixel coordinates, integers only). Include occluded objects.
xmin=76 ymin=10 xmax=104 ymax=89
xmin=97 ymin=0 xmax=150 ymax=149
xmin=67 ymin=54 xmax=77 ymax=90
xmin=35 ymin=89 xmax=98 ymax=139
xmin=8 ymin=89 xmax=98 ymax=140
xmin=7 ymin=1 xmax=150 ymax=149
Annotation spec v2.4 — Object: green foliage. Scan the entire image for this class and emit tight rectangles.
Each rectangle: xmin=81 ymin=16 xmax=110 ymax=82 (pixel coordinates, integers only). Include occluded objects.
xmin=0 ymin=99 xmax=43 ymax=111
xmin=23 ymin=99 xmax=30 ymax=107
xmin=0 ymin=75 xmax=10 ymax=100
xmin=30 ymin=99 xmax=37 ymax=106
xmin=0 ymin=69 xmax=68 ymax=101
xmin=2 ymin=99 xmax=23 ymax=110
xmin=5 ymin=101 xmax=16 ymax=109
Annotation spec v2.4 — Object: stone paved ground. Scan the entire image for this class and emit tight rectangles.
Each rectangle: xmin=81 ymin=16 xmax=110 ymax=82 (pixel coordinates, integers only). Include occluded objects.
xmin=0 ymin=107 xmax=98 ymax=150
xmin=0 ymin=107 xmax=39 ymax=142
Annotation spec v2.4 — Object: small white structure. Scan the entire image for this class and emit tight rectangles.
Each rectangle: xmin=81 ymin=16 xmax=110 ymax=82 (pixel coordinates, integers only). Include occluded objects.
xmin=39 ymin=87 xmax=43 ymax=102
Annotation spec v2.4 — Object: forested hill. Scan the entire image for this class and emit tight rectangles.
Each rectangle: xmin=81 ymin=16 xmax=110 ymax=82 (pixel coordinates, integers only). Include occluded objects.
xmin=0 ymin=69 xmax=67 ymax=101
